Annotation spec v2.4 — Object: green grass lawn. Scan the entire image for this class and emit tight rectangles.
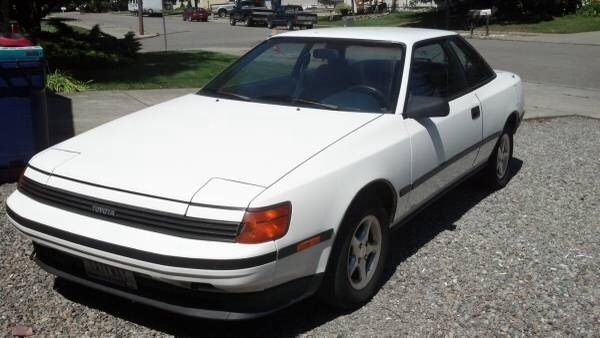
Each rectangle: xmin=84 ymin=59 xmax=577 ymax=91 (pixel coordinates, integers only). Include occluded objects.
xmin=40 ymin=20 xmax=238 ymax=92
xmin=319 ymin=12 xmax=421 ymax=27
xmin=319 ymin=12 xmax=600 ymax=34
xmin=487 ymin=15 xmax=600 ymax=34
xmin=77 ymin=51 xmax=238 ymax=91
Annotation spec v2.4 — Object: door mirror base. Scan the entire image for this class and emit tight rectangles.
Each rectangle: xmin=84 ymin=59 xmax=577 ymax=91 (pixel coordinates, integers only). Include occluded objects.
xmin=404 ymin=95 xmax=450 ymax=119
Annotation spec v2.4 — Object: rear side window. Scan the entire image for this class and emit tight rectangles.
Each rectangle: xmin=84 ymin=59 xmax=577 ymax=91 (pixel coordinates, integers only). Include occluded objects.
xmin=447 ymin=38 xmax=495 ymax=88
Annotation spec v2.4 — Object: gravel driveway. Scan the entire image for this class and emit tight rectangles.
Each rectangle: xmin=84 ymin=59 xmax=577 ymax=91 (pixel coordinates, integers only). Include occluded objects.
xmin=1 ymin=117 xmax=598 ymax=336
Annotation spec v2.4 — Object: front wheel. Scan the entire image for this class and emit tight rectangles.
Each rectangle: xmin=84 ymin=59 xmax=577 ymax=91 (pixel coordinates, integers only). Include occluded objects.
xmin=286 ymin=20 xmax=293 ymax=30
xmin=267 ymin=20 xmax=274 ymax=29
xmin=483 ymin=130 xmax=514 ymax=189
xmin=229 ymin=17 xmax=236 ymax=25
xmin=246 ymin=16 xmax=253 ymax=26
xmin=319 ymin=206 xmax=389 ymax=309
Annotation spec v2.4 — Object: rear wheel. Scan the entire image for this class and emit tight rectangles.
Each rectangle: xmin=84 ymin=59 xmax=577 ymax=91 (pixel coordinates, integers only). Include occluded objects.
xmin=286 ymin=20 xmax=293 ymax=30
xmin=229 ymin=17 xmax=236 ymax=25
xmin=246 ymin=16 xmax=253 ymax=26
xmin=267 ymin=20 xmax=274 ymax=29
xmin=319 ymin=205 xmax=389 ymax=309
xmin=306 ymin=24 xmax=313 ymax=29
xmin=483 ymin=130 xmax=513 ymax=189
xmin=218 ymin=9 xmax=227 ymax=17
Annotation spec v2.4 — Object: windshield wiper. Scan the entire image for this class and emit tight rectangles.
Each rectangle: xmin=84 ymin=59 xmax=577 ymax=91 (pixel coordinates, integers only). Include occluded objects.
xmin=292 ymin=98 xmax=339 ymax=110
xmin=257 ymin=95 xmax=339 ymax=110
xmin=214 ymin=90 xmax=251 ymax=101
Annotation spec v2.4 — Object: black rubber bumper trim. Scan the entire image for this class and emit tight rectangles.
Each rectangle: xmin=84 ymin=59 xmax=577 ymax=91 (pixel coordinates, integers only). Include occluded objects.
xmin=6 ymin=206 xmax=277 ymax=270
xmin=33 ymin=244 xmax=324 ymax=320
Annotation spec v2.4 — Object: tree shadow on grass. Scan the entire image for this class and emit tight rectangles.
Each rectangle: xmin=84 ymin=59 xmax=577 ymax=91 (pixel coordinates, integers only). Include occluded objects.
xmin=54 ymin=159 xmax=522 ymax=337
xmin=39 ymin=19 xmax=236 ymax=89
xmin=72 ymin=51 xmax=237 ymax=90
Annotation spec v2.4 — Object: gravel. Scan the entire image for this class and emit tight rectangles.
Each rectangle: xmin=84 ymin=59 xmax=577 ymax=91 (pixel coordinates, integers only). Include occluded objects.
xmin=1 ymin=116 xmax=599 ymax=336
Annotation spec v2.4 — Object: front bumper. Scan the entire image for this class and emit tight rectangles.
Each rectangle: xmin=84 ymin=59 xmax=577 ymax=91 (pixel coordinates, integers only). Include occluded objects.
xmin=6 ymin=190 xmax=279 ymax=292
xmin=33 ymin=243 xmax=322 ymax=320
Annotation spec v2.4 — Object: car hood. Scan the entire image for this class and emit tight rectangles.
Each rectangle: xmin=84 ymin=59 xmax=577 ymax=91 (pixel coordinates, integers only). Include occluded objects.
xmin=43 ymin=94 xmax=379 ymax=204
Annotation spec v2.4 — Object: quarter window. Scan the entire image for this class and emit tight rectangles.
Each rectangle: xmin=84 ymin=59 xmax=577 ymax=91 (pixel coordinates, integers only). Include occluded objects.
xmin=447 ymin=38 xmax=495 ymax=87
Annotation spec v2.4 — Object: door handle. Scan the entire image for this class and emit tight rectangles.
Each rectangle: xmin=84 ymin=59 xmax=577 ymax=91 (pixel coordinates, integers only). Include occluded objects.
xmin=471 ymin=106 xmax=481 ymax=119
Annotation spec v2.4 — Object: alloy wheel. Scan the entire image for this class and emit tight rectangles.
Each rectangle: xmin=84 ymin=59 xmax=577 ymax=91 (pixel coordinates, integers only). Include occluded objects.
xmin=347 ymin=215 xmax=382 ymax=290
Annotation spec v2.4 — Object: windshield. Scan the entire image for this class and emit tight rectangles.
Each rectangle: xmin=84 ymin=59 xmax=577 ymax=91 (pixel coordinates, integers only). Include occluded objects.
xmin=200 ymin=37 xmax=405 ymax=114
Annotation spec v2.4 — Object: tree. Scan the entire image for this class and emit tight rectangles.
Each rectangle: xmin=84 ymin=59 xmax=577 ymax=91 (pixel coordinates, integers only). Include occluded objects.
xmin=2 ymin=0 xmax=62 ymax=36
xmin=1 ymin=0 xmax=9 ymax=33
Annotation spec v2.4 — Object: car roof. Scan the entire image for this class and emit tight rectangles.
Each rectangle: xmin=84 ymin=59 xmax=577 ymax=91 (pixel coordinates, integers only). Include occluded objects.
xmin=274 ymin=27 xmax=456 ymax=45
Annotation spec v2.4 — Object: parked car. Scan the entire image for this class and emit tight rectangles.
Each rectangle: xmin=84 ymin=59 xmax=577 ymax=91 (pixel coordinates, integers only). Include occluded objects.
xmin=266 ymin=5 xmax=317 ymax=30
xmin=229 ymin=0 xmax=273 ymax=26
xmin=128 ymin=0 xmax=166 ymax=16
xmin=6 ymin=27 xmax=524 ymax=320
xmin=183 ymin=7 xmax=209 ymax=22
xmin=210 ymin=0 xmax=236 ymax=17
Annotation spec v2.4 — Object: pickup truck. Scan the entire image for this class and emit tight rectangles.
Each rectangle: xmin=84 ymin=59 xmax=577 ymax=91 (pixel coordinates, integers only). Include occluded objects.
xmin=229 ymin=1 xmax=273 ymax=26
xmin=266 ymin=5 xmax=317 ymax=30
xmin=210 ymin=1 xmax=235 ymax=17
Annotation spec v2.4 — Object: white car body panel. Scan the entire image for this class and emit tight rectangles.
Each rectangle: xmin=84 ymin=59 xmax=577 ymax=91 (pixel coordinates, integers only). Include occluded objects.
xmin=6 ymin=27 xmax=524 ymax=318
xmin=43 ymin=94 xmax=378 ymax=204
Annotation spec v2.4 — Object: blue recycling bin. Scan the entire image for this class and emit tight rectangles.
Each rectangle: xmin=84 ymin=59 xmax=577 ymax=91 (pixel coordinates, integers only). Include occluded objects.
xmin=0 ymin=46 xmax=48 ymax=182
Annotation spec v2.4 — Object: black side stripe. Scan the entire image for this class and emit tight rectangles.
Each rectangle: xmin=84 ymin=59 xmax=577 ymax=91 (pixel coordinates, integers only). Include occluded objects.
xmin=6 ymin=206 xmax=276 ymax=270
xmin=399 ymin=132 xmax=501 ymax=196
xmin=278 ymin=229 xmax=334 ymax=259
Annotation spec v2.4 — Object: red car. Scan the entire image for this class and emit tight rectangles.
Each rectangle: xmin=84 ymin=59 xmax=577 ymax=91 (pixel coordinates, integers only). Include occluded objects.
xmin=183 ymin=8 xmax=209 ymax=22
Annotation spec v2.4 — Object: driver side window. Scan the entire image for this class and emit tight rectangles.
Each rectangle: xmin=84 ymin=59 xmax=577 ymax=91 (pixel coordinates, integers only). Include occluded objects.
xmin=409 ymin=40 xmax=468 ymax=100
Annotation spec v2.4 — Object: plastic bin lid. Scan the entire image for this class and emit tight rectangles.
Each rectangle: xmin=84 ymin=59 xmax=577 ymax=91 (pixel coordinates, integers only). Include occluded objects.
xmin=0 ymin=46 xmax=44 ymax=62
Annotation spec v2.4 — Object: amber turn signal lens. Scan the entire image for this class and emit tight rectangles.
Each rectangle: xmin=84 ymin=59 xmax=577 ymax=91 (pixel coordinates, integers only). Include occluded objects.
xmin=237 ymin=203 xmax=291 ymax=244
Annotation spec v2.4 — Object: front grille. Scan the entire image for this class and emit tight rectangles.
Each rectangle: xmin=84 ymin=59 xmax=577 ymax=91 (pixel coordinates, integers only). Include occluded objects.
xmin=19 ymin=176 xmax=241 ymax=242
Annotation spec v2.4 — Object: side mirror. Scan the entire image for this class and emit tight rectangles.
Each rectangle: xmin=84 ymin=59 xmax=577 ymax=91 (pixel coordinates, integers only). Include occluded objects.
xmin=404 ymin=95 xmax=450 ymax=119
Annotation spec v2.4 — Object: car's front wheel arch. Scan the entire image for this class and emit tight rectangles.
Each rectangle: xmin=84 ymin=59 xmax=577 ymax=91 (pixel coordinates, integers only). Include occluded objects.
xmin=317 ymin=179 xmax=396 ymax=308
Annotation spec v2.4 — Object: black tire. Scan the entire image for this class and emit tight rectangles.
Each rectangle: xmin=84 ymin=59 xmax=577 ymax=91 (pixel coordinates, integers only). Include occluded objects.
xmin=286 ymin=20 xmax=293 ymax=30
xmin=246 ymin=16 xmax=253 ymax=26
xmin=306 ymin=24 xmax=313 ymax=29
xmin=319 ymin=204 xmax=389 ymax=309
xmin=218 ymin=9 xmax=227 ymax=17
xmin=229 ymin=17 xmax=236 ymax=25
xmin=147 ymin=9 xmax=153 ymax=16
xmin=483 ymin=130 xmax=514 ymax=189
xmin=267 ymin=20 xmax=274 ymax=29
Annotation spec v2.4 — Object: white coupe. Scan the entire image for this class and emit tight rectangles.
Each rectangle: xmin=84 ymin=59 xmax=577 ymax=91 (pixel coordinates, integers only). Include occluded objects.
xmin=6 ymin=28 xmax=524 ymax=319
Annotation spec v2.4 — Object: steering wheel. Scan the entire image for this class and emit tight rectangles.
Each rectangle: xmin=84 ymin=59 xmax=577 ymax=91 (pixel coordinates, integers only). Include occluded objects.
xmin=345 ymin=85 xmax=387 ymax=107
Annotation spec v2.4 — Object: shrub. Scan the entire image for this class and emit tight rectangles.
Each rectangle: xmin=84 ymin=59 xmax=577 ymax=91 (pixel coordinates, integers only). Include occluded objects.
xmin=38 ymin=21 xmax=141 ymax=71
xmin=335 ymin=3 xmax=352 ymax=16
xmin=578 ymin=2 xmax=600 ymax=16
xmin=47 ymin=70 xmax=91 ymax=94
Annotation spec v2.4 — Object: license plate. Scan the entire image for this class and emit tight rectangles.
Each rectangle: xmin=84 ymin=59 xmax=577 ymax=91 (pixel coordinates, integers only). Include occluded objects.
xmin=83 ymin=259 xmax=137 ymax=290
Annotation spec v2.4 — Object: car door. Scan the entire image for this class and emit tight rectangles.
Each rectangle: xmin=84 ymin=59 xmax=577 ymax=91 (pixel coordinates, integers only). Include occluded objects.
xmin=446 ymin=37 xmax=503 ymax=168
xmin=403 ymin=38 xmax=483 ymax=210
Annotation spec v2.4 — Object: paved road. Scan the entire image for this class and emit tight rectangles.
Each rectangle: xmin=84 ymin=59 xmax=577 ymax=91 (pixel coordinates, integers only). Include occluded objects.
xmin=469 ymin=39 xmax=600 ymax=90
xmin=53 ymin=12 xmax=600 ymax=90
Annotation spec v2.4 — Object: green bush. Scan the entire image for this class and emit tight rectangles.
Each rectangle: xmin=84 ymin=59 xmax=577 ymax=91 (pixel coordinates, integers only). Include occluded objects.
xmin=335 ymin=3 xmax=352 ymax=16
xmin=39 ymin=21 xmax=141 ymax=71
xmin=578 ymin=2 xmax=600 ymax=16
xmin=47 ymin=70 xmax=91 ymax=94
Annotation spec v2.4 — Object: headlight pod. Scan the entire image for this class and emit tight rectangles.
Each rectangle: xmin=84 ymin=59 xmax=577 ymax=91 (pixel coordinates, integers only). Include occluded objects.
xmin=237 ymin=202 xmax=291 ymax=244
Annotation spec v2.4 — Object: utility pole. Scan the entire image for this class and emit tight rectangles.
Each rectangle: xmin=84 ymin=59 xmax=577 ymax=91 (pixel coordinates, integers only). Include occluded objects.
xmin=445 ymin=0 xmax=450 ymax=30
xmin=138 ymin=0 xmax=144 ymax=36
